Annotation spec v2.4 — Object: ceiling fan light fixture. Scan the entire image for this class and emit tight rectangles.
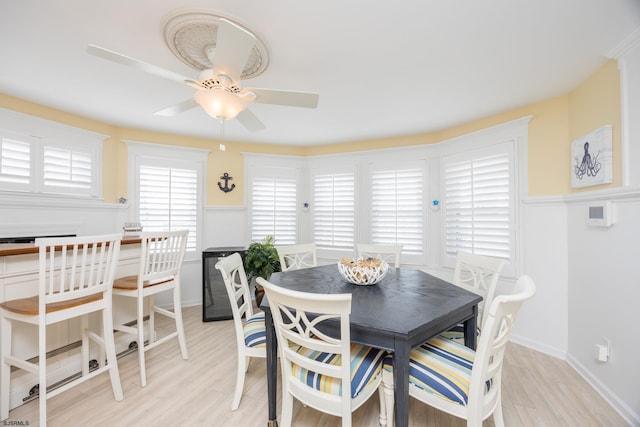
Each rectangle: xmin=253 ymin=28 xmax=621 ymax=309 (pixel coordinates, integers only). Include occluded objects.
xmin=194 ymin=88 xmax=248 ymax=120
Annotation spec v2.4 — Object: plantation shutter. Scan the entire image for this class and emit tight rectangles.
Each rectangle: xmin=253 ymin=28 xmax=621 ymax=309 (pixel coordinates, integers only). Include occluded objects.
xmin=444 ymin=152 xmax=511 ymax=259
xmin=139 ymin=165 xmax=198 ymax=251
xmin=43 ymin=146 xmax=92 ymax=189
xmin=313 ymin=172 xmax=355 ymax=250
xmin=0 ymin=138 xmax=30 ymax=185
xmin=251 ymin=176 xmax=297 ymax=244
xmin=370 ymin=167 xmax=424 ymax=254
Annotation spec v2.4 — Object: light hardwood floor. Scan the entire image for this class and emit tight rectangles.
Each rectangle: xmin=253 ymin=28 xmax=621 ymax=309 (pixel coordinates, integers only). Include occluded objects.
xmin=4 ymin=306 xmax=628 ymax=426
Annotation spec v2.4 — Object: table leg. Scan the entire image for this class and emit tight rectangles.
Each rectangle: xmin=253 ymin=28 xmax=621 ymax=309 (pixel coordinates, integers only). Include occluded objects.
xmin=265 ymin=309 xmax=278 ymax=427
xmin=463 ymin=305 xmax=478 ymax=350
xmin=392 ymin=342 xmax=410 ymax=427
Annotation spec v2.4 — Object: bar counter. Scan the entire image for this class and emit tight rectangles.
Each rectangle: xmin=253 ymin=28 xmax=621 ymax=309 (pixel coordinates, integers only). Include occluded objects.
xmin=0 ymin=237 xmax=142 ymax=257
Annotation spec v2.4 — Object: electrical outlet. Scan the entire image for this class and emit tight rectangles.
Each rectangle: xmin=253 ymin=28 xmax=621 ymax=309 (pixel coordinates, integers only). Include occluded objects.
xmin=595 ymin=337 xmax=610 ymax=362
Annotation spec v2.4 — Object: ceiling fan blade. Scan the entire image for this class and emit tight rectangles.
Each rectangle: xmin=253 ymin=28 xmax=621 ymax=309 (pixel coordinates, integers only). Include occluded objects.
xmin=213 ymin=19 xmax=256 ymax=82
xmin=154 ymin=99 xmax=199 ymax=117
xmin=246 ymin=88 xmax=319 ymax=109
xmin=87 ymin=44 xmax=192 ymax=85
xmin=236 ymin=108 xmax=266 ymax=132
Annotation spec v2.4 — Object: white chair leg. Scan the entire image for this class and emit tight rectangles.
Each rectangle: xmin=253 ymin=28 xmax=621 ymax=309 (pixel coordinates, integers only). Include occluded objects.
xmin=1 ymin=315 xmax=12 ymax=421
xmin=103 ymin=307 xmax=123 ymax=401
xmin=280 ymin=388 xmax=294 ymax=427
xmin=231 ymin=352 xmax=246 ymax=410
xmin=378 ymin=385 xmax=388 ymax=426
xmin=38 ymin=322 xmax=47 ymax=427
xmin=382 ymin=372 xmax=395 ymax=427
xmin=492 ymin=402 xmax=505 ymax=427
xmin=173 ymin=287 xmax=189 ymax=360
xmin=147 ymin=295 xmax=155 ymax=346
xmin=137 ymin=298 xmax=147 ymax=387
xmin=81 ymin=315 xmax=90 ymax=376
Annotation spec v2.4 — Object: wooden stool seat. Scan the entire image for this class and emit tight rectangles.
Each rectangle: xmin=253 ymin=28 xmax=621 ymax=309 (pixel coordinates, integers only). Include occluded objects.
xmin=0 ymin=294 xmax=102 ymax=316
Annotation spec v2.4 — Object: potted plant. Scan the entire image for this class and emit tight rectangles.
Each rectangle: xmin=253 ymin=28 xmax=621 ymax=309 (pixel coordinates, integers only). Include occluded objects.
xmin=244 ymin=235 xmax=281 ymax=306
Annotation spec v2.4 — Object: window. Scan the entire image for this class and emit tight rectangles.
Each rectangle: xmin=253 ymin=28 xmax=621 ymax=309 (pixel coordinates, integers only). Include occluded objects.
xmin=0 ymin=134 xmax=101 ymax=197
xmin=0 ymin=109 xmax=104 ymax=197
xmin=250 ymin=172 xmax=297 ymax=244
xmin=0 ymin=138 xmax=30 ymax=185
xmin=43 ymin=146 xmax=92 ymax=190
xmin=443 ymin=144 xmax=513 ymax=260
xmin=138 ymin=165 xmax=198 ymax=251
xmin=312 ymin=171 xmax=355 ymax=251
xmin=127 ymin=141 xmax=207 ymax=254
xmin=369 ymin=165 xmax=424 ymax=255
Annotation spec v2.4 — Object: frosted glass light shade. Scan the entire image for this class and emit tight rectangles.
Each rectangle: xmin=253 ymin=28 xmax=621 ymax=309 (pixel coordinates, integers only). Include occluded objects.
xmin=194 ymin=89 xmax=248 ymax=120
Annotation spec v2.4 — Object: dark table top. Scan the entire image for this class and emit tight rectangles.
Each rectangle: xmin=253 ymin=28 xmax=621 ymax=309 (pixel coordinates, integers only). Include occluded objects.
xmin=261 ymin=264 xmax=482 ymax=349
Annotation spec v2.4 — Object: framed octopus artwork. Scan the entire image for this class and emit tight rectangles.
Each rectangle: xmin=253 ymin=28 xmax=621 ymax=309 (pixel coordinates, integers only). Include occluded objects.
xmin=571 ymin=125 xmax=613 ymax=188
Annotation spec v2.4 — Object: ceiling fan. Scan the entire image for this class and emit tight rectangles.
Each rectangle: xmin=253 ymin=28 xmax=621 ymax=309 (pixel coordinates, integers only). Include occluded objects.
xmin=87 ymin=16 xmax=319 ymax=132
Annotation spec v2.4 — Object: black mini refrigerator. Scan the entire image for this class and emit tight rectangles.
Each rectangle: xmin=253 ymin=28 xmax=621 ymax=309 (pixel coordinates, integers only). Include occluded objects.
xmin=202 ymin=247 xmax=247 ymax=321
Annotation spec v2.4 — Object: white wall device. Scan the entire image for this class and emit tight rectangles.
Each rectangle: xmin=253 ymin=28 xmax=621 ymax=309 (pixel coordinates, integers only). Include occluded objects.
xmin=586 ymin=201 xmax=614 ymax=227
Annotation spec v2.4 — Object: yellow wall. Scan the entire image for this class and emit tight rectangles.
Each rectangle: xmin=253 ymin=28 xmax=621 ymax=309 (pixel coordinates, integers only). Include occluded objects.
xmin=568 ymin=60 xmax=622 ymax=192
xmin=0 ymin=59 xmax=622 ymax=202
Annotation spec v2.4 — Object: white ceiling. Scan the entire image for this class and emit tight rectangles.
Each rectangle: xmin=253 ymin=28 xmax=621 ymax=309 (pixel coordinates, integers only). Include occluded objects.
xmin=1 ymin=1 xmax=639 ymax=146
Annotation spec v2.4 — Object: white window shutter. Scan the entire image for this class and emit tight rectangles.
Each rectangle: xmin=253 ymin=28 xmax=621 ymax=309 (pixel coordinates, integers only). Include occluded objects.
xmin=139 ymin=165 xmax=198 ymax=251
xmin=0 ymin=138 xmax=31 ymax=184
xmin=444 ymin=152 xmax=511 ymax=259
xmin=251 ymin=176 xmax=297 ymax=244
xmin=313 ymin=172 xmax=355 ymax=250
xmin=43 ymin=146 xmax=92 ymax=189
xmin=370 ymin=168 xmax=423 ymax=254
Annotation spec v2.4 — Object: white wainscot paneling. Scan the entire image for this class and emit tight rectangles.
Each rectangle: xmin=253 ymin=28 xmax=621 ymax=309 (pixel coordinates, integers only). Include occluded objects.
xmin=204 ymin=206 xmax=249 ymax=248
xmin=511 ymin=199 xmax=568 ymax=359
xmin=566 ymin=196 xmax=640 ymax=425
xmin=0 ymin=195 xmax=127 ymax=238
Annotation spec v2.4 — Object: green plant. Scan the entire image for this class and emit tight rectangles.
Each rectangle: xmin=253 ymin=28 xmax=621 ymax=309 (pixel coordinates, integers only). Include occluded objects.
xmin=244 ymin=235 xmax=281 ymax=283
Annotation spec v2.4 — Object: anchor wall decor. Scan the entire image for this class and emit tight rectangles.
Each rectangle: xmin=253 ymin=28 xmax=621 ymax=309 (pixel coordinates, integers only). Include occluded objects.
xmin=217 ymin=172 xmax=236 ymax=193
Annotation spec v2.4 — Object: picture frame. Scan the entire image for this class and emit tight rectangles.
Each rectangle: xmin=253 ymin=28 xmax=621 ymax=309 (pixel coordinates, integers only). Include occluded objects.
xmin=571 ymin=125 xmax=613 ymax=188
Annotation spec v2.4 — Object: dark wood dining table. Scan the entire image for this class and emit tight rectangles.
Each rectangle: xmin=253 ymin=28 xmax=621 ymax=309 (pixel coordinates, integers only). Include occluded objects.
xmin=260 ymin=264 xmax=482 ymax=427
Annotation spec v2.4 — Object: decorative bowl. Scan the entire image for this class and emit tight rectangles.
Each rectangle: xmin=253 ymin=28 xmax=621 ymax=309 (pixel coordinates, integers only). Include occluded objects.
xmin=337 ymin=257 xmax=389 ymax=286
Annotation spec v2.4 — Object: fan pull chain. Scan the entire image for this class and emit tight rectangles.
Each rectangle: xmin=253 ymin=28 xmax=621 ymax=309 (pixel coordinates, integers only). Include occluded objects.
xmin=219 ymin=118 xmax=224 ymax=139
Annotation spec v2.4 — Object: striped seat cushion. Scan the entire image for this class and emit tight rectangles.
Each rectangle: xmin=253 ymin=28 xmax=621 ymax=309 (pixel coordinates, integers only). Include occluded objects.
xmin=383 ymin=336 xmax=490 ymax=406
xmin=243 ymin=311 xmax=266 ymax=348
xmin=292 ymin=343 xmax=386 ymax=398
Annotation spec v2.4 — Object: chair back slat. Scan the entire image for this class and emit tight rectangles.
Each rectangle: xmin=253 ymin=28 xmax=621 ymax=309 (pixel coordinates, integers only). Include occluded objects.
xmin=215 ymin=253 xmax=255 ymax=343
xmin=37 ymin=234 xmax=122 ymax=305
xmin=138 ymin=231 xmax=188 ymax=285
xmin=453 ymin=251 xmax=507 ymax=328
xmin=467 ymin=275 xmax=536 ymax=419
xmin=258 ymin=278 xmax=353 ymax=403
xmin=276 ymin=243 xmax=317 ymax=271
xmin=357 ymin=243 xmax=403 ymax=268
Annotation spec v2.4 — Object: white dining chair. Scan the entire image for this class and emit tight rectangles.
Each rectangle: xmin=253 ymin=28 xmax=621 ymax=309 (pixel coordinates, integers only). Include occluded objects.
xmin=380 ymin=275 xmax=536 ymax=427
xmin=257 ymin=277 xmax=387 ymax=427
xmin=215 ymin=252 xmax=266 ymax=410
xmin=275 ymin=243 xmax=317 ymax=271
xmin=112 ymin=230 xmax=189 ymax=387
xmin=440 ymin=251 xmax=506 ymax=342
xmin=357 ymin=243 xmax=403 ymax=268
xmin=1 ymin=234 xmax=124 ymax=427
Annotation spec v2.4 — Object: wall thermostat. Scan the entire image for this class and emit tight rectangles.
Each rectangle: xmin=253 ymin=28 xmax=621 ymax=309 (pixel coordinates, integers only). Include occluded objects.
xmin=586 ymin=201 xmax=614 ymax=227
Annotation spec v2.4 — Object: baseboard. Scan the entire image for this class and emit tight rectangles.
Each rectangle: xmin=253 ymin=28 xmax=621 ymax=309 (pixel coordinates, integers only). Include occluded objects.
xmin=566 ymin=354 xmax=639 ymax=426
xmin=509 ymin=332 xmax=567 ymax=360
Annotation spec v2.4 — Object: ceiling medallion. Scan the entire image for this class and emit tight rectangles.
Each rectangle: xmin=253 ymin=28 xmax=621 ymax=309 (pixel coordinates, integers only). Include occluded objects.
xmin=163 ymin=10 xmax=269 ymax=79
